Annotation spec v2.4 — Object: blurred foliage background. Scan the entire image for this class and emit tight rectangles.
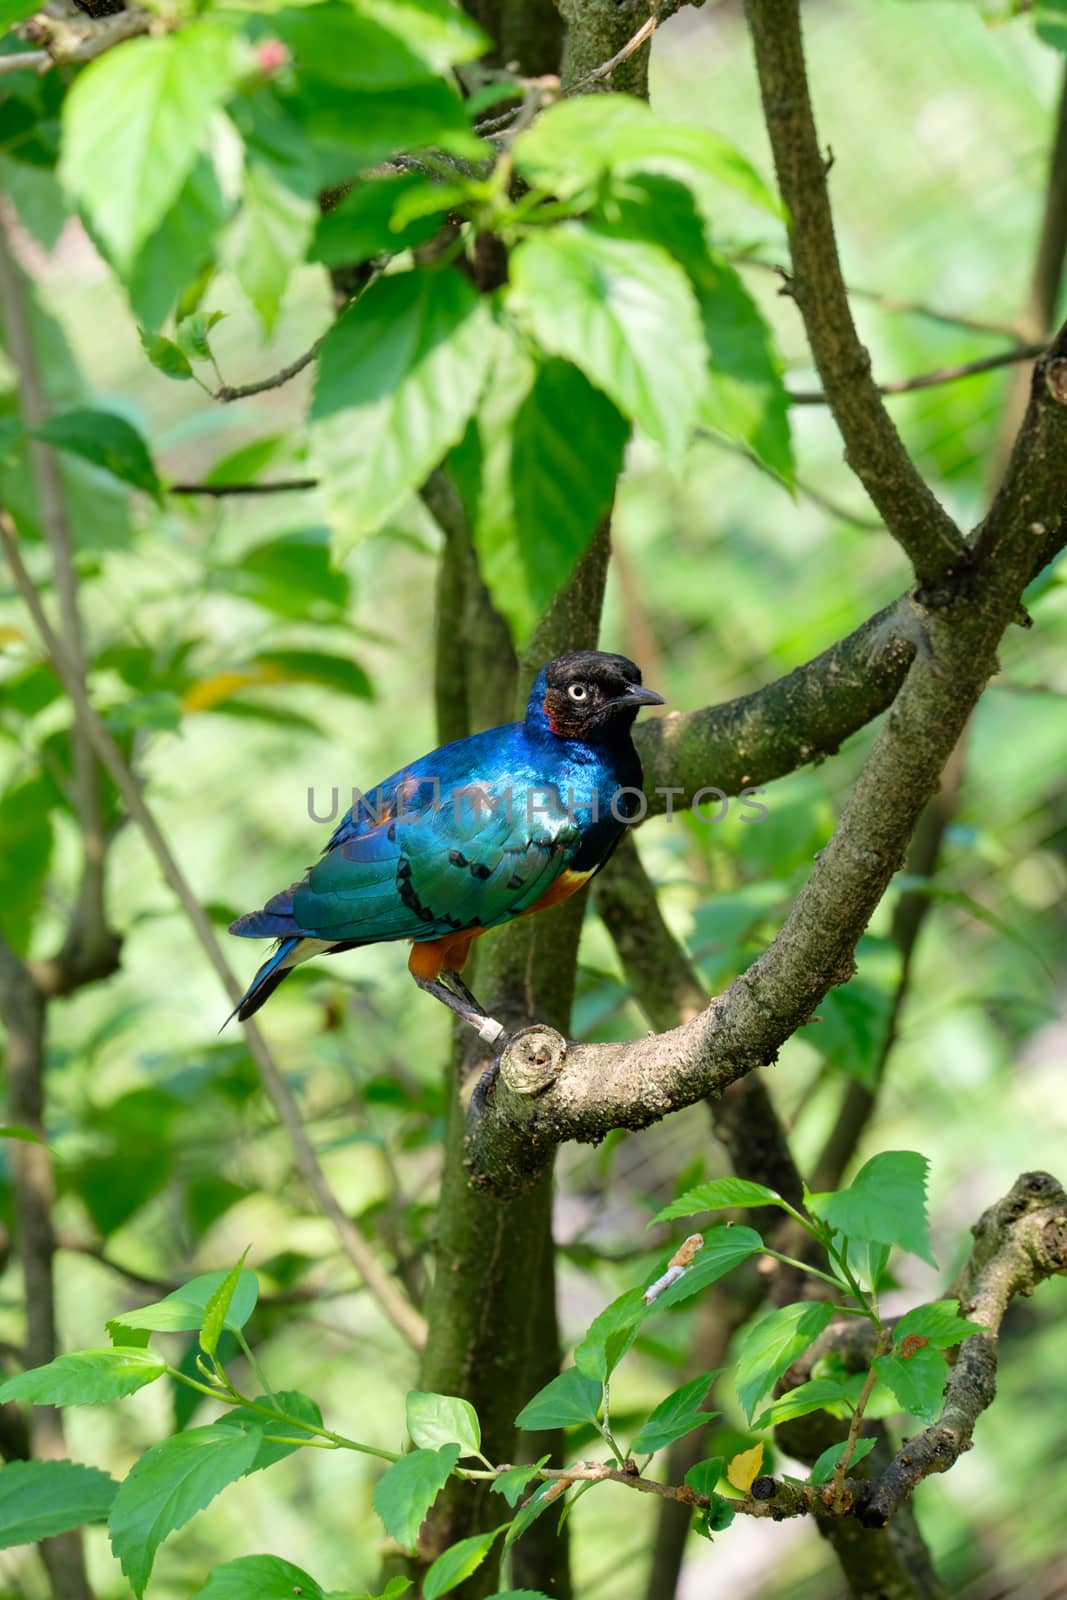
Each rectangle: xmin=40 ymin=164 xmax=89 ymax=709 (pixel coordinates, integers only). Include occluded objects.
xmin=2 ymin=1 xmax=1067 ymax=1596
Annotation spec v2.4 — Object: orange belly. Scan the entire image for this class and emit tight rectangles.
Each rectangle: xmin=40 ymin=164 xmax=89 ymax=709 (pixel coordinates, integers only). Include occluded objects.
xmin=406 ymin=869 xmax=594 ymax=980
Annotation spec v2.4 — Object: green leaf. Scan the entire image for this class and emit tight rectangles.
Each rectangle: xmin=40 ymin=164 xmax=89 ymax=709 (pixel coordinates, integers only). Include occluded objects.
xmin=873 ymin=1347 xmax=949 ymax=1425
xmin=109 ymin=1269 xmax=259 ymax=1337
xmin=252 ymin=649 xmax=373 ymax=699
xmin=648 ymin=1225 xmax=764 ymax=1310
xmin=1036 ymin=0 xmax=1067 ymax=50
xmin=683 ymin=1456 xmax=724 ymax=1497
xmin=588 ymin=174 xmax=791 ymax=482
xmin=807 ymin=1151 xmax=936 ymax=1267
xmin=200 ymin=1249 xmax=250 ymax=1359
xmin=572 ymin=1287 xmax=647 ymax=1383
xmin=0 ymin=776 xmax=54 ymax=954
xmin=513 ymin=95 xmax=779 ymax=217
xmin=217 ymin=1390 xmax=323 ymax=1474
xmin=734 ymin=1301 xmax=835 ymax=1423
xmin=271 ymin=2 xmax=439 ymax=89
xmin=108 ymin=1423 xmax=264 ymax=1597
xmin=33 ymin=408 xmax=161 ymax=500
xmin=754 ymin=1377 xmax=849 ymax=1431
xmin=630 ymin=1373 xmax=719 ymax=1455
xmin=502 ymin=1482 xmax=559 ymax=1550
xmin=514 ymin=1367 xmax=601 ymax=1432
xmin=0 ymin=1460 xmax=117 ymax=1548
xmin=139 ymin=330 xmax=195 ymax=383
xmin=510 ymin=225 xmax=706 ymax=463
xmin=696 ymin=252 xmax=794 ymax=485
xmin=423 ymin=1527 xmax=505 ymax=1599
xmin=0 ymin=0 xmax=40 ymax=32
xmin=406 ymin=1391 xmax=481 ymax=1458
xmin=310 ymin=268 xmax=491 ymax=554
xmin=60 ymin=24 xmax=239 ymax=271
xmin=893 ymin=1300 xmax=984 ymax=1350
xmin=311 ymin=175 xmax=446 ymax=267
xmin=0 ymin=1348 xmax=166 ymax=1407
xmin=229 ymin=160 xmax=315 ymax=334
xmin=178 ymin=311 xmax=226 ymax=363
xmin=293 ymin=79 xmax=478 ymax=170
xmin=123 ymin=158 xmax=225 ymax=332
xmin=222 ymin=527 xmax=350 ymax=620
xmin=188 ymin=1555 xmax=325 ymax=1600
xmin=810 ymin=1436 xmax=876 ymax=1485
xmin=651 ymin=1177 xmax=785 ymax=1225
xmin=373 ymin=1446 xmax=460 ymax=1552
xmin=358 ymin=0 xmax=488 ymax=71
xmin=491 ymin=1458 xmax=548 ymax=1509
xmin=508 ymin=358 xmax=628 ymax=610
xmin=0 ymin=1124 xmax=43 ymax=1143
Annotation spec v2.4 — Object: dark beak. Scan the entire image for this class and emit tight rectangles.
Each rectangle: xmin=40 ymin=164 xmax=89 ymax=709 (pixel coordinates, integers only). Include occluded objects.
xmin=618 ymin=683 xmax=666 ymax=707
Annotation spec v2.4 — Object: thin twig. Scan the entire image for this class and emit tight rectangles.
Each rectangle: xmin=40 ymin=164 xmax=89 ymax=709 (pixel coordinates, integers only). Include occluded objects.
xmin=737 ymin=255 xmax=1025 ymax=340
xmin=0 ymin=516 xmax=428 ymax=1355
xmin=169 ymin=478 xmax=319 ymax=496
xmin=1 ymin=7 xmax=149 ymax=74
xmin=789 ymin=342 xmax=1047 ymax=405
xmin=0 ymin=50 xmax=49 ymax=73
xmin=213 ymin=340 xmax=322 ymax=403
xmin=696 ymin=429 xmax=884 ymax=529
xmin=746 ymin=0 xmax=969 ymax=581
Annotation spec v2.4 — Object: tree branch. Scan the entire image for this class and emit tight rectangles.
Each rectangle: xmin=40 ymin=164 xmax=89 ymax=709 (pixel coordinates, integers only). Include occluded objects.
xmin=788 ymin=342 xmax=1047 ymax=406
xmin=0 ymin=515 xmax=428 ymax=1355
xmin=2 ymin=6 xmax=149 ymax=74
xmin=745 ymin=0 xmax=969 ymax=584
xmin=169 ymin=478 xmax=319 ymax=497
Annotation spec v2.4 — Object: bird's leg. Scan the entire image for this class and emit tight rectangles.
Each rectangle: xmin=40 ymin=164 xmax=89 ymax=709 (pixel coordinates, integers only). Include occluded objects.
xmin=442 ymin=969 xmax=484 ymax=1014
xmin=412 ymin=973 xmax=508 ymax=1047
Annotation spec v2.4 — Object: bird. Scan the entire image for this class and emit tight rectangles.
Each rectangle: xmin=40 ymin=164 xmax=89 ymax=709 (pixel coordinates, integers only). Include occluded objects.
xmin=228 ymin=650 xmax=664 ymax=1043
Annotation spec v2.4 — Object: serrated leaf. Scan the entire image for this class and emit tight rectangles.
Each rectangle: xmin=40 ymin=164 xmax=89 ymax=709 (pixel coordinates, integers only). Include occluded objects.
xmin=217 ymin=1390 xmax=323 ymax=1475
xmin=807 ymin=1151 xmax=936 ymax=1267
xmin=423 ymin=1527 xmax=504 ymax=1599
xmin=0 ymin=1460 xmax=117 ymax=1547
xmin=873 ymin=1347 xmax=949 ymax=1424
xmin=188 ymin=1555 xmax=325 ymax=1600
xmin=139 ymin=330 xmax=195 ymax=382
xmin=726 ymin=1441 xmax=764 ymax=1492
xmin=513 ymin=95 xmax=779 ymax=217
xmin=631 ymin=1372 xmax=719 ymax=1455
xmin=507 ymin=357 xmax=628 ymax=610
xmin=893 ymin=1300 xmax=984 ymax=1351
xmin=229 ymin=161 xmax=315 ymax=334
xmin=651 ymin=1177 xmax=784 ymax=1225
xmin=573 ymin=1287 xmax=647 ymax=1384
xmin=735 ymin=1301 xmax=835 ymax=1422
xmin=810 ymin=1435 xmax=876 ymax=1485
xmin=406 ymin=1391 xmax=481 ymax=1458
xmin=754 ymin=1377 xmax=849 ymax=1431
xmin=683 ymin=1456 xmax=724 ymax=1497
xmin=514 ymin=1367 xmax=601 ymax=1432
xmin=0 ymin=1347 xmax=166 ymax=1407
xmin=61 ymin=24 xmax=239 ymax=271
xmin=108 ymin=1423 xmax=263 ymax=1597
xmin=200 ymin=1249 xmax=250 ymax=1359
xmin=109 ymin=1269 xmax=259 ymax=1337
xmin=310 ymin=268 xmax=491 ymax=554
xmin=509 ymin=225 xmax=706 ymax=463
xmin=648 ymin=1225 xmax=764 ymax=1310
xmin=491 ymin=1458 xmax=548 ymax=1509
xmin=696 ymin=253 xmax=793 ymax=486
xmin=33 ymin=408 xmax=161 ymax=501
xmin=373 ymin=1446 xmax=459 ymax=1552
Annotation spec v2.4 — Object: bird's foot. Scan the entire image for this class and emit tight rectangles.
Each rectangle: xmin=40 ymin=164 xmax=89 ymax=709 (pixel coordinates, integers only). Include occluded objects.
xmin=413 ymin=972 xmax=510 ymax=1048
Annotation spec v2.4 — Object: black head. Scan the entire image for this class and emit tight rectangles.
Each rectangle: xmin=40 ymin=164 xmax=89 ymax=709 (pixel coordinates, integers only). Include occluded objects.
xmin=530 ymin=651 xmax=665 ymax=742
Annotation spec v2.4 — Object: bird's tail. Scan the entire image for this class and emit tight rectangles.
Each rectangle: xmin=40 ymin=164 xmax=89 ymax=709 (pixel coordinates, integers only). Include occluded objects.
xmin=223 ymin=937 xmax=299 ymax=1024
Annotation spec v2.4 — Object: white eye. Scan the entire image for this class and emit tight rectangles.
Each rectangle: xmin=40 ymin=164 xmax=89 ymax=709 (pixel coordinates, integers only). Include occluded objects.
xmin=567 ymin=682 xmax=589 ymax=703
